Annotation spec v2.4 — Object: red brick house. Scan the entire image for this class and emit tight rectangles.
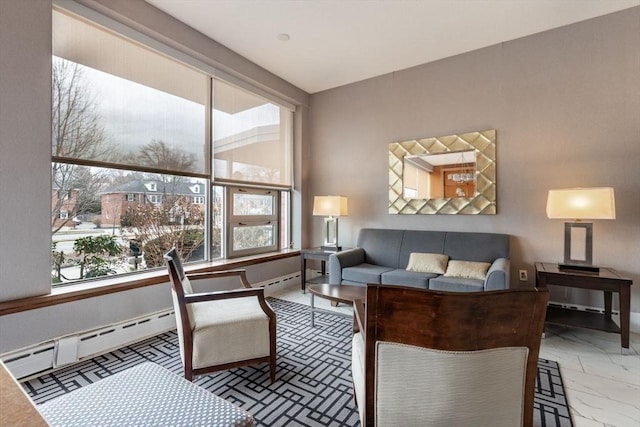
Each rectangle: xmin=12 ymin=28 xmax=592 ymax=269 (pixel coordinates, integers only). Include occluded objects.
xmin=100 ymin=179 xmax=205 ymax=226
xmin=51 ymin=188 xmax=79 ymax=228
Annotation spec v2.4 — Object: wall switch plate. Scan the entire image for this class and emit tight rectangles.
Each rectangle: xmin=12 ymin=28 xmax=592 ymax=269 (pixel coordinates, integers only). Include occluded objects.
xmin=519 ymin=270 xmax=528 ymax=281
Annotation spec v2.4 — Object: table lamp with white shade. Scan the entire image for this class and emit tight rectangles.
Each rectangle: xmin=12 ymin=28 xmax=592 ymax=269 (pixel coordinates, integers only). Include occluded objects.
xmin=313 ymin=196 xmax=348 ymax=251
xmin=546 ymin=187 xmax=615 ymax=272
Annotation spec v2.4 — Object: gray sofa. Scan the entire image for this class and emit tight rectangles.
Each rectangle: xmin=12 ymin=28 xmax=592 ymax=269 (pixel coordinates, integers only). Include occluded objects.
xmin=328 ymin=228 xmax=510 ymax=292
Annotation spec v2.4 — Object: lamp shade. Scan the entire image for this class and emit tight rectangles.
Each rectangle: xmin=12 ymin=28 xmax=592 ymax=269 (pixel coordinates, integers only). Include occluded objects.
xmin=313 ymin=196 xmax=348 ymax=217
xmin=546 ymin=187 xmax=615 ymax=220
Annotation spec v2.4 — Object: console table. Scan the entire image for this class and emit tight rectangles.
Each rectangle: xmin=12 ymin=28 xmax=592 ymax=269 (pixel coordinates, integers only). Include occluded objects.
xmin=535 ymin=262 xmax=632 ymax=354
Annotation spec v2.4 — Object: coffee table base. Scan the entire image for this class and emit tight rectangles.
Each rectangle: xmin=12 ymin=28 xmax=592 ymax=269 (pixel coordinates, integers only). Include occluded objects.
xmin=308 ymin=284 xmax=366 ymax=327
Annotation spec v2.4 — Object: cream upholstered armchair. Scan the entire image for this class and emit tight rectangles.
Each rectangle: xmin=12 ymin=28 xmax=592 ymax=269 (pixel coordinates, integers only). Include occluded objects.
xmin=352 ymin=285 xmax=549 ymax=427
xmin=164 ymin=248 xmax=276 ymax=382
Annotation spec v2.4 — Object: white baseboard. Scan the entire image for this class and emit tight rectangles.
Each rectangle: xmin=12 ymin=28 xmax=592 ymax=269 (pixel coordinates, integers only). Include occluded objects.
xmin=2 ymin=271 xmax=302 ymax=380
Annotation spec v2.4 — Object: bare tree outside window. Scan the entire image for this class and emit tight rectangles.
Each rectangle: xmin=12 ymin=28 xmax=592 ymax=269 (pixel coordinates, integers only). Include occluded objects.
xmin=51 ymin=57 xmax=110 ymax=232
xmin=137 ymin=139 xmax=197 ymax=194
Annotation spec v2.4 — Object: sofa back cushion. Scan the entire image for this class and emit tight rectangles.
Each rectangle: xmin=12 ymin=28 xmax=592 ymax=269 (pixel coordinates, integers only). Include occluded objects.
xmin=356 ymin=229 xmax=510 ymax=269
xmin=357 ymin=228 xmax=405 ymax=268
xmin=443 ymin=232 xmax=510 ymax=263
xmin=406 ymin=253 xmax=449 ymax=274
xmin=398 ymin=231 xmax=447 ymax=269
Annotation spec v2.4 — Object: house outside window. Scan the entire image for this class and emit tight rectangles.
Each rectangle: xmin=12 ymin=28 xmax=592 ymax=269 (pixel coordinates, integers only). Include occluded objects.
xmin=146 ymin=194 xmax=162 ymax=205
xmin=50 ymin=7 xmax=293 ymax=285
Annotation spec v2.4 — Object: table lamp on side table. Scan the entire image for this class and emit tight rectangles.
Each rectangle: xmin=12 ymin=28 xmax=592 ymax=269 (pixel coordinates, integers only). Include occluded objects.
xmin=546 ymin=187 xmax=615 ymax=272
xmin=313 ymin=195 xmax=348 ymax=252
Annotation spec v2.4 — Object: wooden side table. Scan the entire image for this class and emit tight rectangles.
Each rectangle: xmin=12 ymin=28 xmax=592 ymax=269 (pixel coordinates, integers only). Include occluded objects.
xmin=535 ymin=262 xmax=633 ymax=354
xmin=300 ymin=247 xmax=338 ymax=293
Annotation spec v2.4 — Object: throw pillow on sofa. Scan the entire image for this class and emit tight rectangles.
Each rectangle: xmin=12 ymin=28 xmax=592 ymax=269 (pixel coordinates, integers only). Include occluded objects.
xmin=406 ymin=253 xmax=449 ymax=274
xmin=444 ymin=260 xmax=491 ymax=280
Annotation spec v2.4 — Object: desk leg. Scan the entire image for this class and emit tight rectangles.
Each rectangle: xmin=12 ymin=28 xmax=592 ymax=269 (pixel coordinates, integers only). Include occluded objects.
xmin=604 ymin=291 xmax=612 ymax=320
xmin=310 ymin=294 xmax=315 ymax=327
xmin=620 ymin=285 xmax=630 ymax=354
xmin=301 ymin=257 xmax=307 ymax=293
xmin=536 ymin=271 xmax=548 ymax=337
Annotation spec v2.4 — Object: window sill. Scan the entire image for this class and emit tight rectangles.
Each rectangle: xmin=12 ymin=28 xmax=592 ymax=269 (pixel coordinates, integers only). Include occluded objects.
xmin=0 ymin=250 xmax=300 ymax=316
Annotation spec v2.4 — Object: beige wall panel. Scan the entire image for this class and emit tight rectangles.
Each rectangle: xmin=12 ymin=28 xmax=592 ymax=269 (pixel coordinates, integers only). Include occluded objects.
xmin=0 ymin=0 xmax=52 ymax=302
xmin=308 ymin=8 xmax=640 ymax=312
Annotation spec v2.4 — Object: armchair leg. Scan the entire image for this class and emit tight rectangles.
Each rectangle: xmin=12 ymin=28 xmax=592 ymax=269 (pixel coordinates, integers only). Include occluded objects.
xmin=269 ymin=353 xmax=276 ymax=383
xmin=269 ymin=315 xmax=277 ymax=384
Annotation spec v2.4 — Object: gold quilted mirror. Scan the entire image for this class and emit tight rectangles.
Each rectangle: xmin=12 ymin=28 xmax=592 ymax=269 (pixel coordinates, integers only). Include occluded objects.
xmin=389 ymin=129 xmax=496 ymax=214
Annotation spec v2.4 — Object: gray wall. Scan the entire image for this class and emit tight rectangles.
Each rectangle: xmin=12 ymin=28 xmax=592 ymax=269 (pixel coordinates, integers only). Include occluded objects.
xmin=0 ymin=0 xmax=306 ymax=353
xmin=308 ymin=8 xmax=640 ymax=313
xmin=0 ymin=0 xmax=52 ymax=301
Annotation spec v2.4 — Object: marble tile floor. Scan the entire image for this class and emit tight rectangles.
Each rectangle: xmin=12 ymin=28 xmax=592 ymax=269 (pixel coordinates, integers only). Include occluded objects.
xmin=270 ymin=285 xmax=640 ymax=427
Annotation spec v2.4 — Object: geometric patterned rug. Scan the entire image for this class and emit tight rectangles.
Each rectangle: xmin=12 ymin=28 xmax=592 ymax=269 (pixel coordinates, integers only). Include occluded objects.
xmin=24 ymin=298 xmax=572 ymax=426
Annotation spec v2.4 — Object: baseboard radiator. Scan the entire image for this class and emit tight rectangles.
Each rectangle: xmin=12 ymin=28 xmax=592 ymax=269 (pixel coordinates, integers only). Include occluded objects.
xmin=2 ymin=272 xmax=301 ymax=380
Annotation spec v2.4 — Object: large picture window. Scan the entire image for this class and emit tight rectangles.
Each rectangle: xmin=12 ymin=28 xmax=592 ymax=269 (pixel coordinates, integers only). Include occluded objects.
xmin=51 ymin=8 xmax=292 ymax=286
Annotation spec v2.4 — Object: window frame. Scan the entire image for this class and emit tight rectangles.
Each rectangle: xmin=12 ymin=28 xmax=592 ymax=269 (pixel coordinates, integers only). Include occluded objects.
xmin=50 ymin=5 xmax=294 ymax=287
xmin=225 ymin=186 xmax=280 ymax=258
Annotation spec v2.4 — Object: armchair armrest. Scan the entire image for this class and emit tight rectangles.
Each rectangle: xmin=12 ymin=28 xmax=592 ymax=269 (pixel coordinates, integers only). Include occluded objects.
xmin=329 ymin=248 xmax=365 ymax=285
xmin=185 ymin=268 xmax=272 ymax=315
xmin=183 ymin=287 xmax=276 ymax=319
xmin=484 ymin=258 xmax=510 ymax=291
xmin=183 ymin=287 xmax=264 ymax=304
xmin=186 ymin=269 xmax=252 ymax=289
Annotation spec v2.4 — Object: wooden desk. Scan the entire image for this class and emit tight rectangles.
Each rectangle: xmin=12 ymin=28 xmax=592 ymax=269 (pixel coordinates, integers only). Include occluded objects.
xmin=535 ymin=262 xmax=632 ymax=354
xmin=0 ymin=361 xmax=48 ymax=426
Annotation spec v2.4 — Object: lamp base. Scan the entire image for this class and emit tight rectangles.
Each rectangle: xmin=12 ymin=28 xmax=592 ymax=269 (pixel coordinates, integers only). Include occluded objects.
xmin=558 ymin=263 xmax=600 ymax=273
xmin=321 ymin=245 xmax=341 ymax=252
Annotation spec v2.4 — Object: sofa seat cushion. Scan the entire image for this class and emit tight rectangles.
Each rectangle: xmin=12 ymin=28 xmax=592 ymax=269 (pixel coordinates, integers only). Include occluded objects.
xmin=381 ymin=269 xmax=433 ymax=289
xmin=342 ymin=264 xmax=394 ymax=284
xmin=428 ymin=276 xmax=484 ymax=292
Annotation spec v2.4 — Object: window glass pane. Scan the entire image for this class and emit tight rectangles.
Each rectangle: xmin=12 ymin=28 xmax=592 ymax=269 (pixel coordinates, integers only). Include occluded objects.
xmin=51 ymin=8 xmax=293 ymax=284
xmin=280 ymin=191 xmax=290 ymax=249
xmin=232 ymin=225 xmax=275 ymax=251
xmin=232 ymin=192 xmax=274 ymax=216
xmin=52 ymin=10 xmax=208 ymax=175
xmin=211 ymin=185 xmax=224 ymax=259
xmin=51 ymin=166 xmax=206 ymax=285
xmin=213 ymin=79 xmax=292 ymax=185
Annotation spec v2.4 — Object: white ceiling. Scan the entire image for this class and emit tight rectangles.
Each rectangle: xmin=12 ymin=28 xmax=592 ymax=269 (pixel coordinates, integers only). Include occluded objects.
xmin=146 ymin=0 xmax=639 ymax=94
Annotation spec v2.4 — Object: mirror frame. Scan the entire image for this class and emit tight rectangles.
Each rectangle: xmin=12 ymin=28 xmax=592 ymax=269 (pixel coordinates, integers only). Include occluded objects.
xmin=389 ymin=129 xmax=496 ymax=215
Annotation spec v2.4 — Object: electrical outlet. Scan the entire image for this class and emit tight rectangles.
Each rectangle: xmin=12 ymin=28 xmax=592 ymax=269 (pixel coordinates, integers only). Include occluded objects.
xmin=519 ymin=270 xmax=528 ymax=281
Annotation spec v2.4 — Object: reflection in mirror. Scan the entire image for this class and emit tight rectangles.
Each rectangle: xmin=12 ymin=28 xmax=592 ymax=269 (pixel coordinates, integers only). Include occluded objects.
xmin=389 ymin=129 xmax=496 ymax=215
xmin=403 ymin=150 xmax=476 ymax=199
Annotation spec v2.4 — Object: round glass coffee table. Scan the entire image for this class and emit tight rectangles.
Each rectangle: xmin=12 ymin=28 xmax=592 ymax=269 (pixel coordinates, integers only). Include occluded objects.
xmin=307 ymin=284 xmax=366 ymax=327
